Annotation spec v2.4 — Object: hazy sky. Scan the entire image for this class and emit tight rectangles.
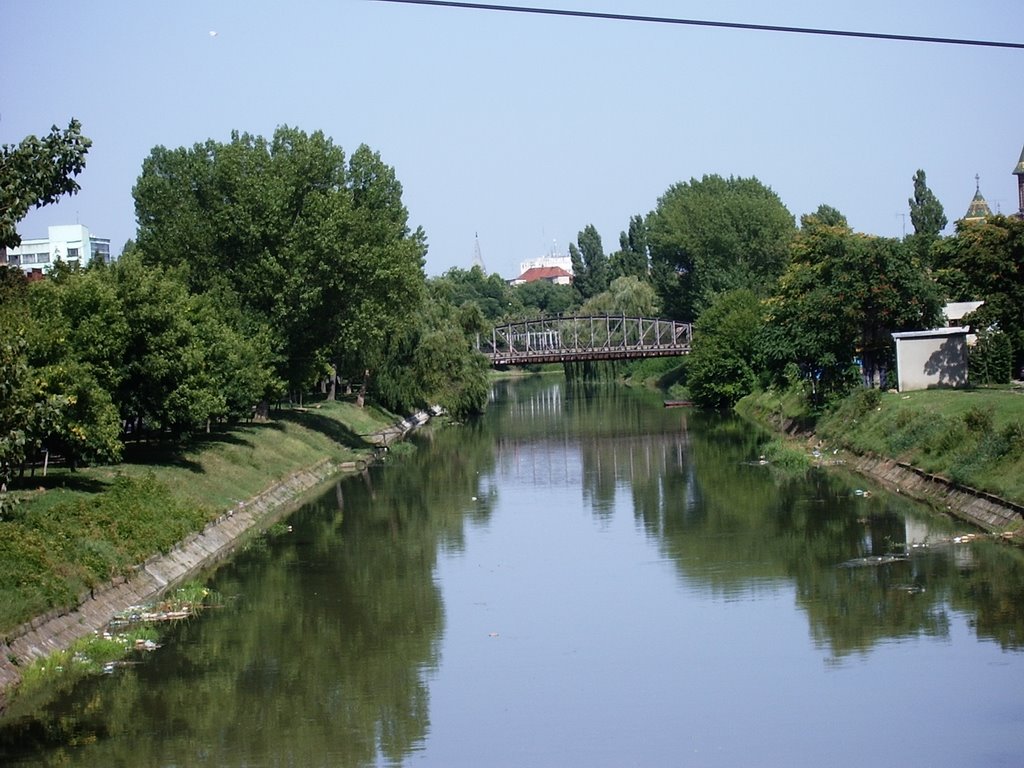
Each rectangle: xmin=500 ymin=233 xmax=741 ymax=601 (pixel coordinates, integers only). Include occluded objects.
xmin=3 ymin=0 xmax=1022 ymax=279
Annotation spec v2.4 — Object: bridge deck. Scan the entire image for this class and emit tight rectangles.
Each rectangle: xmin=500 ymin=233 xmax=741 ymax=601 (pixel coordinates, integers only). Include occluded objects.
xmin=477 ymin=315 xmax=692 ymax=366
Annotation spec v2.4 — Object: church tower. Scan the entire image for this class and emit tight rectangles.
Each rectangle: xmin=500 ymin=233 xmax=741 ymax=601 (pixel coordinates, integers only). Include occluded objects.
xmin=1013 ymin=144 xmax=1024 ymax=218
xmin=963 ymin=175 xmax=993 ymax=223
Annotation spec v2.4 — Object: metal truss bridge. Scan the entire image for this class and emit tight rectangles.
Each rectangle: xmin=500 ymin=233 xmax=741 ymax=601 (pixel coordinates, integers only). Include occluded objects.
xmin=477 ymin=315 xmax=692 ymax=366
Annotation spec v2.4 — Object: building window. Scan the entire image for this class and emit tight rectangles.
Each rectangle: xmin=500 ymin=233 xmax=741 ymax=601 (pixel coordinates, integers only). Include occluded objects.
xmin=68 ymin=247 xmax=80 ymax=259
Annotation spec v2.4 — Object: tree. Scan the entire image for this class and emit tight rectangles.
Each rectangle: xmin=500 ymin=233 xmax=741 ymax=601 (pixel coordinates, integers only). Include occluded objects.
xmin=685 ymin=289 xmax=763 ymax=409
xmin=764 ymin=209 xmax=942 ymax=402
xmin=909 ymin=169 xmax=947 ymax=238
xmin=908 ymin=169 xmax=947 ymax=266
xmin=579 ymin=276 xmax=660 ymax=317
xmin=133 ymin=128 xmax=427 ymax=397
xmin=431 ymin=266 xmax=514 ymax=321
xmin=1 ymin=119 xmax=91 ymax=248
xmin=512 ymin=279 xmax=572 ymax=318
xmin=647 ymin=174 xmax=795 ymax=321
xmin=608 ymin=214 xmax=650 ymax=280
xmin=569 ymin=224 xmax=609 ymax=304
xmin=934 ymin=215 xmax=1024 ymax=376
xmin=374 ymin=291 xmax=489 ymax=420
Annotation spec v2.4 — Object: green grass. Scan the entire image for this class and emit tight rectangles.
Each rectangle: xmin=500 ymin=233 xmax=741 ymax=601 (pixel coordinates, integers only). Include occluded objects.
xmin=4 ymin=582 xmax=215 ymax=719
xmin=810 ymin=386 xmax=1024 ymax=505
xmin=0 ymin=398 xmax=398 ymax=634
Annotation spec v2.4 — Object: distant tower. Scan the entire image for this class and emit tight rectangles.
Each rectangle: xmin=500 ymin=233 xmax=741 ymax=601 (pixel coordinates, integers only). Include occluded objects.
xmin=472 ymin=232 xmax=487 ymax=273
xmin=963 ymin=174 xmax=993 ymax=223
xmin=1013 ymin=144 xmax=1024 ymax=218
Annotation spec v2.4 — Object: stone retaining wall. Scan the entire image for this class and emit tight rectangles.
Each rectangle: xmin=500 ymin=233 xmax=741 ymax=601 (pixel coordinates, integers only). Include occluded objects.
xmin=852 ymin=455 xmax=1024 ymax=532
xmin=0 ymin=458 xmax=346 ymax=700
xmin=0 ymin=409 xmax=434 ymax=704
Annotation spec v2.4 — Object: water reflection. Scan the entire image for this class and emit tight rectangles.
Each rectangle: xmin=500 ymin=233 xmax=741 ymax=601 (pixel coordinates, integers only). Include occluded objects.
xmin=2 ymin=376 xmax=1023 ymax=766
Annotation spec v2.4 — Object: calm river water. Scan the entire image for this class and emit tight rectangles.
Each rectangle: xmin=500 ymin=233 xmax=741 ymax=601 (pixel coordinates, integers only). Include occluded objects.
xmin=3 ymin=377 xmax=1024 ymax=767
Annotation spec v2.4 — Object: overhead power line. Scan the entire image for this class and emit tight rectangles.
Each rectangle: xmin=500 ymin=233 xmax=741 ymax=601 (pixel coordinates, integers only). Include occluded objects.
xmin=371 ymin=0 xmax=1024 ymax=50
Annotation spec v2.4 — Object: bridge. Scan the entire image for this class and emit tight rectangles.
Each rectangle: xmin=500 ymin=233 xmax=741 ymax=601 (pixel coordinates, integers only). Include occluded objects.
xmin=476 ymin=315 xmax=692 ymax=366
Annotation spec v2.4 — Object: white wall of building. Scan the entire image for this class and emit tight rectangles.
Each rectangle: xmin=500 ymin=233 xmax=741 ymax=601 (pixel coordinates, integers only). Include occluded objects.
xmin=3 ymin=225 xmax=112 ymax=273
xmin=893 ymin=328 xmax=970 ymax=391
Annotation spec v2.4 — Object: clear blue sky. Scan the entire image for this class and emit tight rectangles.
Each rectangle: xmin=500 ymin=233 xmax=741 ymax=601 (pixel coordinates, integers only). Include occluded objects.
xmin=3 ymin=0 xmax=1022 ymax=279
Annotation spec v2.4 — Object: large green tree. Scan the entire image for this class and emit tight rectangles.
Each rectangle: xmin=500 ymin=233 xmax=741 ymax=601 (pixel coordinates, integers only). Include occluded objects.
xmin=569 ymin=224 xmax=609 ymax=304
xmin=764 ymin=208 xmax=942 ymax=401
xmin=685 ymin=288 xmax=763 ymax=409
xmin=608 ymin=214 xmax=650 ymax=280
xmin=0 ymin=119 xmax=91 ymax=249
xmin=133 ymin=127 xmax=426 ymax=394
xmin=934 ymin=214 xmax=1024 ymax=376
xmin=909 ymin=169 xmax=947 ymax=238
xmin=647 ymin=174 xmax=795 ymax=321
xmin=907 ymin=169 xmax=947 ymax=266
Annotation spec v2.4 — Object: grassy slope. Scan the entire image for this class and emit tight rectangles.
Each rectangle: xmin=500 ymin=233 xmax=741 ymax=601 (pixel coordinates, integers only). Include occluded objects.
xmin=0 ymin=399 xmax=397 ymax=635
xmin=738 ymin=386 xmax=1024 ymax=507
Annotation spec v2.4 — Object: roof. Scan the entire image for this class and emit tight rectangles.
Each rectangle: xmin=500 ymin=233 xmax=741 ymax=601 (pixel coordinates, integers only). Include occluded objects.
xmin=514 ymin=266 xmax=572 ymax=283
xmin=964 ymin=187 xmax=992 ymax=221
xmin=943 ymin=300 xmax=984 ymax=322
xmin=1014 ymin=145 xmax=1024 ymax=176
xmin=893 ymin=327 xmax=970 ymax=340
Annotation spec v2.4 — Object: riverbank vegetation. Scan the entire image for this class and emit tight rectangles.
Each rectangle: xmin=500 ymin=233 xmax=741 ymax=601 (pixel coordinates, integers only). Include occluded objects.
xmin=4 ymin=117 xmax=1023 ymax=646
xmin=737 ymin=385 xmax=1024 ymax=507
xmin=0 ymin=398 xmax=395 ymax=636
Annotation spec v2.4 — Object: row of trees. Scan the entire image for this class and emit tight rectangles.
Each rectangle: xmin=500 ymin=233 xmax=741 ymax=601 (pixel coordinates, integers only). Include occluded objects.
xmin=3 ymin=118 xmax=1021 ymax=489
xmin=469 ymin=171 xmax=1021 ymax=408
xmin=1 ymin=124 xmax=494 ymax=501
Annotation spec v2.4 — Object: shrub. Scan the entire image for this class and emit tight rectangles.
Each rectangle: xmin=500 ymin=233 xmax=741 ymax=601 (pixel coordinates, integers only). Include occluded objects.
xmin=963 ymin=406 xmax=994 ymax=435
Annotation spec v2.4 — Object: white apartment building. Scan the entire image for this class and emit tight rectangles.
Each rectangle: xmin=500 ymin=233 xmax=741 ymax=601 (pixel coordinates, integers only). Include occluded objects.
xmin=2 ymin=224 xmax=112 ymax=274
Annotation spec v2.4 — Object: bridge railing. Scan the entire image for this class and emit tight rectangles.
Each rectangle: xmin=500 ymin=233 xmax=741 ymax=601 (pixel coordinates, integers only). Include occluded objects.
xmin=476 ymin=315 xmax=692 ymax=365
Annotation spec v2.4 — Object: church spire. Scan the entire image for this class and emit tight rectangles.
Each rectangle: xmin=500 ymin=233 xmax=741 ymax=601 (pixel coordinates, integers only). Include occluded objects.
xmin=964 ymin=174 xmax=993 ymax=223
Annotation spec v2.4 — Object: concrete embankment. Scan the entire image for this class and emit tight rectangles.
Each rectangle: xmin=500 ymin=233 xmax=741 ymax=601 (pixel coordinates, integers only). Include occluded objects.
xmin=0 ymin=409 xmax=436 ymax=703
xmin=851 ymin=455 xmax=1024 ymax=532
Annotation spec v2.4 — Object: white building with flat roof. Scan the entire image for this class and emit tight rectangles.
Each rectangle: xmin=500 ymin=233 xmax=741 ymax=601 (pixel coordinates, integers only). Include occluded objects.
xmin=1 ymin=224 xmax=112 ymax=274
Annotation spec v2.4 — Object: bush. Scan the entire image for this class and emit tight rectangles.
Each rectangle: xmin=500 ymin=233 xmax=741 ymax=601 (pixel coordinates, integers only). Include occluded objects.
xmin=963 ymin=406 xmax=994 ymax=435
xmin=970 ymin=331 xmax=1012 ymax=385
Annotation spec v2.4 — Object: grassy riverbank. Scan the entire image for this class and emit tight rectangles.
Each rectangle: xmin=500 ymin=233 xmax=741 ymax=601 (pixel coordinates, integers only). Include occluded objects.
xmin=736 ymin=385 xmax=1024 ymax=510
xmin=0 ymin=399 xmax=398 ymax=636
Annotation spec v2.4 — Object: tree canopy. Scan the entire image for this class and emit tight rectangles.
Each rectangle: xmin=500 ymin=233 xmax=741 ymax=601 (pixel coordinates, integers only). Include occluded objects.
xmin=934 ymin=214 xmax=1024 ymax=376
xmin=647 ymin=174 xmax=795 ymax=321
xmin=569 ymin=224 xmax=609 ymax=304
xmin=0 ymin=119 xmax=91 ymax=249
xmin=133 ymin=127 xmax=426 ymax=392
xmin=763 ymin=209 xmax=942 ymax=400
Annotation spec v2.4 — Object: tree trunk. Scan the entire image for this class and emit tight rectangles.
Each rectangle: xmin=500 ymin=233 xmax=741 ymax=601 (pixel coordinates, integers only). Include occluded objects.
xmin=356 ymin=368 xmax=370 ymax=409
xmin=327 ymin=360 xmax=338 ymax=401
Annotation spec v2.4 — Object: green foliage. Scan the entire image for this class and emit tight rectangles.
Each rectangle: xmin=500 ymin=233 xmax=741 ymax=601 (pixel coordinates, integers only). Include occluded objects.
xmin=0 ymin=332 xmax=68 ymax=509
xmin=0 ymin=474 xmax=209 ymax=629
xmin=512 ymin=279 xmax=573 ymax=318
xmin=608 ymin=214 xmax=650 ymax=280
xmin=133 ymin=127 xmax=427 ymax=392
xmin=647 ymin=174 xmax=795 ymax=320
xmin=579 ymin=275 xmax=660 ymax=317
xmin=686 ymin=289 xmax=763 ymax=409
xmin=431 ymin=266 xmax=514 ymax=321
xmin=760 ymin=437 xmax=812 ymax=473
xmin=934 ymin=215 xmax=1024 ymax=374
xmin=0 ymin=119 xmax=91 ymax=249
xmin=962 ymin=405 xmax=994 ymax=435
xmin=374 ymin=291 xmax=490 ymax=420
xmin=764 ymin=213 xmax=941 ymax=404
xmin=569 ymin=224 xmax=609 ymax=304
xmin=908 ymin=169 xmax=947 ymax=238
xmin=969 ymin=329 xmax=1013 ymax=386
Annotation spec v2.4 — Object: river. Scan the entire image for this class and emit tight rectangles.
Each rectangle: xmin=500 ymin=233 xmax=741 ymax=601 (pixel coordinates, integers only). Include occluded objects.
xmin=2 ymin=376 xmax=1023 ymax=767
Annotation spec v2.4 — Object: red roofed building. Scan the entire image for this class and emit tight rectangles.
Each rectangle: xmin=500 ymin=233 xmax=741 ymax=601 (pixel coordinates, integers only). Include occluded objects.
xmin=510 ymin=265 xmax=573 ymax=286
